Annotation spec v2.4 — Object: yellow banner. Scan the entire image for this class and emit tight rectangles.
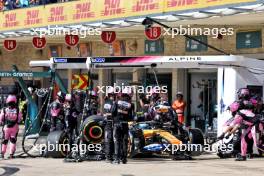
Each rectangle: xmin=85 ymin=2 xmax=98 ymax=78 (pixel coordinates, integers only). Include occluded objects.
xmin=0 ymin=0 xmax=257 ymax=32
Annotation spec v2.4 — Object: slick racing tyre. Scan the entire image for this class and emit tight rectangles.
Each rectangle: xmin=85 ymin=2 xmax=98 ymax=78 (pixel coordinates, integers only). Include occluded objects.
xmin=189 ymin=128 xmax=204 ymax=156
xmin=81 ymin=115 xmax=105 ymax=144
xmin=46 ymin=130 xmax=69 ymax=158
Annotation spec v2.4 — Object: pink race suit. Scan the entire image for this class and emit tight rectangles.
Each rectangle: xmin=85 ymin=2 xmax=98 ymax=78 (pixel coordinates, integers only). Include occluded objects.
xmin=237 ymin=110 xmax=258 ymax=157
xmin=225 ymin=99 xmax=256 ymax=127
xmin=0 ymin=107 xmax=22 ymax=155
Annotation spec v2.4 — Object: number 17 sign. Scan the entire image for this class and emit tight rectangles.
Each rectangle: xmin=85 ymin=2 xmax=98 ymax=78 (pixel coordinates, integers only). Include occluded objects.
xmin=101 ymin=31 xmax=116 ymax=44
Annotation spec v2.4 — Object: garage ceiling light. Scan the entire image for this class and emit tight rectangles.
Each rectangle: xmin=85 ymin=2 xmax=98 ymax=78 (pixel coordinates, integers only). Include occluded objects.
xmin=171 ymin=14 xmax=192 ymax=20
xmin=254 ymin=3 xmax=264 ymax=11
xmin=0 ymin=34 xmax=6 ymax=38
xmin=87 ymin=22 xmax=102 ymax=28
xmin=221 ymin=8 xmax=239 ymax=15
xmin=125 ymin=18 xmax=145 ymax=24
xmin=119 ymin=21 xmax=132 ymax=27
xmin=237 ymin=3 xmax=263 ymax=9
xmin=124 ymin=19 xmax=143 ymax=25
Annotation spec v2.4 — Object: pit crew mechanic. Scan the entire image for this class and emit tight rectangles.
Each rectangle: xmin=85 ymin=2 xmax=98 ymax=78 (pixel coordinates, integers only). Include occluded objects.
xmin=0 ymin=95 xmax=22 ymax=159
xmin=113 ymin=87 xmax=134 ymax=164
xmin=103 ymin=87 xmax=117 ymax=162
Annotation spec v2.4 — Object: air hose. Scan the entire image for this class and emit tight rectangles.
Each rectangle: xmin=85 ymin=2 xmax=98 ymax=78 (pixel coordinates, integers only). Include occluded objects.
xmin=64 ymin=69 xmax=94 ymax=162
xmin=21 ymin=86 xmax=53 ymax=157
xmin=21 ymin=73 xmax=55 ymax=158
xmin=64 ymin=88 xmax=90 ymax=162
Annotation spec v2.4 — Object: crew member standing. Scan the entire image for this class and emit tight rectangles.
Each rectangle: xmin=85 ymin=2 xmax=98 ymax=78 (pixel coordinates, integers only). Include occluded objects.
xmin=49 ymin=91 xmax=65 ymax=131
xmin=113 ymin=87 xmax=133 ymax=164
xmin=172 ymin=92 xmax=186 ymax=124
xmin=0 ymin=95 xmax=22 ymax=159
xmin=103 ymin=87 xmax=117 ymax=162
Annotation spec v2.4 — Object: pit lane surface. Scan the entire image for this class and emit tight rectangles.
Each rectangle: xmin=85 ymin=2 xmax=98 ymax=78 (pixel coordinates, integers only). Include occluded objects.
xmin=0 ymin=155 xmax=263 ymax=176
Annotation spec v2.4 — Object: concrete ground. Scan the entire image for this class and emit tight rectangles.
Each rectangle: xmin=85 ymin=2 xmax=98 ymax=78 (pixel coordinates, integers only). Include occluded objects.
xmin=1 ymin=126 xmax=263 ymax=176
xmin=0 ymin=155 xmax=264 ymax=176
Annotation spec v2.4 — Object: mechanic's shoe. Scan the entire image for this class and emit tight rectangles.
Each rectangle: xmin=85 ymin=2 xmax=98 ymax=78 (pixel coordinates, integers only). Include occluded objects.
xmin=112 ymin=159 xmax=120 ymax=164
xmin=0 ymin=153 xmax=4 ymax=159
xmin=64 ymin=154 xmax=74 ymax=162
xmin=257 ymin=144 xmax=264 ymax=152
xmin=247 ymin=153 xmax=254 ymax=159
xmin=217 ymin=133 xmax=225 ymax=140
xmin=173 ymin=153 xmax=192 ymax=160
xmin=235 ymin=155 xmax=247 ymax=161
xmin=8 ymin=154 xmax=14 ymax=159
xmin=185 ymin=154 xmax=193 ymax=160
xmin=225 ymin=133 xmax=232 ymax=139
xmin=122 ymin=158 xmax=127 ymax=164
xmin=105 ymin=157 xmax=113 ymax=163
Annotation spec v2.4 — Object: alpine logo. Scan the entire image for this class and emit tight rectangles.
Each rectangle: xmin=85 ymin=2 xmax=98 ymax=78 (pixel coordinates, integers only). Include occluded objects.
xmin=168 ymin=57 xmax=202 ymax=61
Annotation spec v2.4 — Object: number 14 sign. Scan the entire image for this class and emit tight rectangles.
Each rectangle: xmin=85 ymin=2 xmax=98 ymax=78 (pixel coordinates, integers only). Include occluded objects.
xmin=4 ymin=40 xmax=17 ymax=51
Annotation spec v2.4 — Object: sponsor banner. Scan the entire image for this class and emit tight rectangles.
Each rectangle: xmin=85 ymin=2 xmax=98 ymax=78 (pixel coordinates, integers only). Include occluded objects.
xmin=0 ymin=71 xmax=34 ymax=77
xmin=164 ymin=0 xmax=255 ymax=12
xmin=0 ymin=0 xmax=257 ymax=32
xmin=50 ymin=56 xmax=241 ymax=65
xmin=89 ymin=56 xmax=240 ymax=63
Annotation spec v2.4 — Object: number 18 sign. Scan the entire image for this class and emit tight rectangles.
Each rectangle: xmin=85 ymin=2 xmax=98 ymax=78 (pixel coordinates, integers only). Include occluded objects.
xmin=144 ymin=27 xmax=161 ymax=40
